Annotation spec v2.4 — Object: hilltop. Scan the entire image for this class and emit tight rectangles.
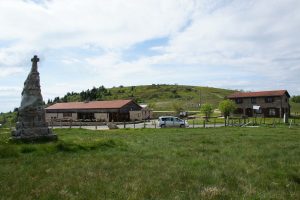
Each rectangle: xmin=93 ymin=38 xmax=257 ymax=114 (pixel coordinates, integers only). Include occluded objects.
xmin=48 ymin=84 xmax=235 ymax=110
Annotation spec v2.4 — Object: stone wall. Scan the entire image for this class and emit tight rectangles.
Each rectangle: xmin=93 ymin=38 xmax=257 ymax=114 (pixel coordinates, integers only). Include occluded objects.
xmin=230 ymin=94 xmax=290 ymax=117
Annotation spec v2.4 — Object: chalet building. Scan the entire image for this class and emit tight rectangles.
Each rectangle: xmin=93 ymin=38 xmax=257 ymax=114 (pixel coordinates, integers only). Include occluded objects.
xmin=227 ymin=90 xmax=290 ymax=118
xmin=45 ymin=99 xmax=151 ymax=122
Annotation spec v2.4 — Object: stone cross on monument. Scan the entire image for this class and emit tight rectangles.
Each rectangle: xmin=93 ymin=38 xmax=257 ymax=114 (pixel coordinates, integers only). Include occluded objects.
xmin=31 ymin=55 xmax=39 ymax=72
xmin=11 ymin=55 xmax=57 ymax=142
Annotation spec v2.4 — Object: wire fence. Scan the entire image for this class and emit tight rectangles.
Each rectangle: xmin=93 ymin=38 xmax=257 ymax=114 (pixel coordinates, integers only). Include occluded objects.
xmin=42 ymin=115 xmax=300 ymax=130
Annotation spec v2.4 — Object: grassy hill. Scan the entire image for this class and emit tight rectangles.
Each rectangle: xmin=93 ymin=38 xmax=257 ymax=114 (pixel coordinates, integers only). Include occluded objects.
xmin=0 ymin=127 xmax=299 ymax=199
xmin=51 ymin=84 xmax=300 ymax=113
xmin=51 ymin=84 xmax=235 ymax=110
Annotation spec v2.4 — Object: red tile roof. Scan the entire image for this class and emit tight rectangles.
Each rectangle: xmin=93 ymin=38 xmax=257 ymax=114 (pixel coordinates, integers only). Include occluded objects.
xmin=227 ymin=90 xmax=290 ymax=98
xmin=45 ymin=99 xmax=136 ymax=110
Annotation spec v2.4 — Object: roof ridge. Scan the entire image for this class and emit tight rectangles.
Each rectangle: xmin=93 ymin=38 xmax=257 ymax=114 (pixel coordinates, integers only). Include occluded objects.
xmin=45 ymin=99 xmax=134 ymax=110
xmin=227 ymin=90 xmax=289 ymax=98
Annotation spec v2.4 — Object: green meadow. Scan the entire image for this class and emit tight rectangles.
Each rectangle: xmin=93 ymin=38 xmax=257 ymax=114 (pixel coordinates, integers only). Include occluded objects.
xmin=0 ymin=127 xmax=299 ymax=199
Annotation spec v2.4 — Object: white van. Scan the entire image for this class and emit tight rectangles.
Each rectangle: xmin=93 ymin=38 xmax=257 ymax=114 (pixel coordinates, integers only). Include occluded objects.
xmin=158 ymin=116 xmax=189 ymax=128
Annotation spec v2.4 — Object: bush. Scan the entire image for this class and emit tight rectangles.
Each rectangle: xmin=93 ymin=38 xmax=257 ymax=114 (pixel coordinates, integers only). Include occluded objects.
xmin=200 ymin=104 xmax=213 ymax=120
xmin=219 ymin=100 xmax=236 ymax=117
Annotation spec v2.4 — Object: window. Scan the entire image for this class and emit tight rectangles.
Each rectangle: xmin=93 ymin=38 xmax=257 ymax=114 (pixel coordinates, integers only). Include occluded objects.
xmin=235 ymin=98 xmax=243 ymax=104
xmin=63 ymin=113 xmax=72 ymax=117
xmin=251 ymin=98 xmax=256 ymax=104
xmin=78 ymin=113 xmax=95 ymax=120
xmin=254 ymin=109 xmax=262 ymax=114
xmin=269 ymin=108 xmax=276 ymax=116
xmin=265 ymin=97 xmax=274 ymax=103
xmin=175 ymin=118 xmax=181 ymax=122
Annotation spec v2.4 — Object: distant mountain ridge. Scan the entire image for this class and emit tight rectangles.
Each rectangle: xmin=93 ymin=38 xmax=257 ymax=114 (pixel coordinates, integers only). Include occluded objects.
xmin=47 ymin=84 xmax=235 ymax=110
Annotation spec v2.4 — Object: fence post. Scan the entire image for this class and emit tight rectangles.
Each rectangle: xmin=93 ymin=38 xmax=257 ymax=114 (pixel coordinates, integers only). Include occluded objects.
xmin=60 ymin=120 xmax=62 ymax=128
xmin=134 ymin=120 xmax=135 ymax=129
xmin=154 ymin=121 xmax=156 ymax=129
xmin=260 ymin=117 xmax=262 ymax=125
xmin=238 ymin=118 xmax=241 ymax=126
xmin=144 ymin=120 xmax=146 ymax=128
xmin=124 ymin=121 xmax=126 ymax=128
xmin=214 ymin=118 xmax=216 ymax=128
xmin=224 ymin=117 xmax=226 ymax=127
xmin=203 ymin=120 xmax=206 ymax=128
xmin=273 ymin=118 xmax=275 ymax=127
xmin=95 ymin=123 xmax=97 ymax=130
xmin=193 ymin=120 xmax=195 ymax=128
xmin=79 ymin=120 xmax=82 ymax=128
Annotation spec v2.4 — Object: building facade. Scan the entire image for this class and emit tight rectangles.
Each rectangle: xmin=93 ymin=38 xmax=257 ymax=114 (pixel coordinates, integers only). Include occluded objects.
xmin=129 ymin=108 xmax=153 ymax=121
xmin=227 ymin=90 xmax=290 ymax=118
xmin=45 ymin=99 xmax=145 ymax=122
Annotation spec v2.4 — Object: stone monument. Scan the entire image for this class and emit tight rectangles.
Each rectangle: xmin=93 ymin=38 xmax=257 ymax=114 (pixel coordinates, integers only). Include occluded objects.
xmin=11 ymin=55 xmax=57 ymax=142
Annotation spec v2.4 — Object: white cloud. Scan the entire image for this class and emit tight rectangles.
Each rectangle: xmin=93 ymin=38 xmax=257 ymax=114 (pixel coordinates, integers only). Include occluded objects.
xmin=0 ymin=0 xmax=300 ymax=112
xmin=0 ymin=0 xmax=195 ymax=49
xmin=0 ymin=67 xmax=24 ymax=77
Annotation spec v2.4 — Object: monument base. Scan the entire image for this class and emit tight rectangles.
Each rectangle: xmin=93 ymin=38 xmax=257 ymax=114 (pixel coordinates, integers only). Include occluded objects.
xmin=11 ymin=127 xmax=57 ymax=143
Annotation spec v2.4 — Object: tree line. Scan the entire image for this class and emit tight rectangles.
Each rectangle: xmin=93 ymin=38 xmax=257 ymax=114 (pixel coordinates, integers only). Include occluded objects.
xmin=47 ymin=86 xmax=112 ymax=104
xmin=291 ymin=95 xmax=300 ymax=103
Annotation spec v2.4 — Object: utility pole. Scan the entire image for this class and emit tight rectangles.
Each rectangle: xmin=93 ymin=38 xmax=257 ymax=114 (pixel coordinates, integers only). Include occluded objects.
xmin=199 ymin=88 xmax=202 ymax=109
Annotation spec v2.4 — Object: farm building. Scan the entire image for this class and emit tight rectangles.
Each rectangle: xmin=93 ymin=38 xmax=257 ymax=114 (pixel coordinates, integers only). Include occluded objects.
xmin=227 ymin=90 xmax=290 ymax=118
xmin=45 ymin=99 xmax=152 ymax=122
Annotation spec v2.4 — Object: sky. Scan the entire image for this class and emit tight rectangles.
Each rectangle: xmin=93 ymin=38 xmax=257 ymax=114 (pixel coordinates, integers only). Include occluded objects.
xmin=0 ymin=0 xmax=300 ymax=112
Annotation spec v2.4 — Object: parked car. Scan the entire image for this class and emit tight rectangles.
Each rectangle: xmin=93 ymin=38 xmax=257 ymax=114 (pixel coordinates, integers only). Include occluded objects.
xmin=157 ymin=116 xmax=189 ymax=128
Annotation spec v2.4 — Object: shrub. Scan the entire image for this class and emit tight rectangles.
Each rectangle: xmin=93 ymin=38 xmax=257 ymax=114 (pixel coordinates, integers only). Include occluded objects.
xmin=200 ymin=103 xmax=213 ymax=120
xmin=218 ymin=100 xmax=236 ymax=117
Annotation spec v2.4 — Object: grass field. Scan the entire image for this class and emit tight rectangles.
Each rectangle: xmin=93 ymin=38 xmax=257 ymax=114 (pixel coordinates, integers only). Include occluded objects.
xmin=0 ymin=127 xmax=299 ymax=199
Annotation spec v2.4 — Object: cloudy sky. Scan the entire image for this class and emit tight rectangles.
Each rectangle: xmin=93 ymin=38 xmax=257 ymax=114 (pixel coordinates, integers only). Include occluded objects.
xmin=0 ymin=0 xmax=300 ymax=112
